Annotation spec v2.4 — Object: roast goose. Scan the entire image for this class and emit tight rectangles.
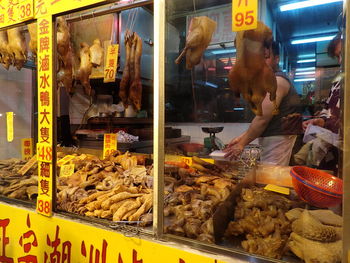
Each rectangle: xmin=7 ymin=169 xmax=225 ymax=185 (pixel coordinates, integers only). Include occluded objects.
xmin=228 ymin=21 xmax=278 ymax=116
xmin=89 ymin=38 xmax=104 ymax=67
xmin=0 ymin=31 xmax=12 ymax=70
xmin=57 ymin=17 xmax=74 ymax=95
xmin=175 ymin=16 xmax=217 ymax=70
xmin=7 ymin=27 xmax=27 ymax=70
xmin=77 ymin=42 xmax=93 ymax=96
xmin=27 ymin=23 xmax=37 ymax=59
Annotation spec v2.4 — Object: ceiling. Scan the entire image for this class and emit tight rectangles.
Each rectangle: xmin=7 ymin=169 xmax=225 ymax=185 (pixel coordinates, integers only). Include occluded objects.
xmin=267 ymin=0 xmax=343 ymax=68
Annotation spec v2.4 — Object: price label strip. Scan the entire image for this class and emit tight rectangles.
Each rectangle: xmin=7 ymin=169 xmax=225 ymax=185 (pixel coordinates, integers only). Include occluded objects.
xmin=103 ymin=134 xmax=118 ymax=159
xmin=181 ymin=157 xmax=215 ymax=166
xmin=104 ymin=44 xmax=119 ymax=83
xmin=36 ymin=162 xmax=53 ymax=217
xmin=264 ymin=184 xmax=290 ymax=195
xmin=57 ymin=155 xmax=76 ymax=167
xmin=232 ymin=0 xmax=258 ymax=32
xmin=18 ymin=155 xmax=37 ymax=176
xmin=6 ymin=112 xmax=14 ymax=142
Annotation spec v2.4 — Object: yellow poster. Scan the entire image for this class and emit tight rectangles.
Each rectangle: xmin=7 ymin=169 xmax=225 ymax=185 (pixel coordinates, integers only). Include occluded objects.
xmin=34 ymin=0 xmax=107 ymax=18
xmin=103 ymin=133 xmax=117 ymax=159
xmin=6 ymin=112 xmax=13 ymax=142
xmin=0 ymin=203 xmax=227 ymax=263
xmin=104 ymin=44 xmax=119 ymax=83
xmin=232 ymin=0 xmax=258 ymax=31
xmin=36 ymin=15 xmax=53 ymax=217
xmin=21 ymin=138 xmax=33 ymax=161
xmin=0 ymin=0 xmax=34 ymax=28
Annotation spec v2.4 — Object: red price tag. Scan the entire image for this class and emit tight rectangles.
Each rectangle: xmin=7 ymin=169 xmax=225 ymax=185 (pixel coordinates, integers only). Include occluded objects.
xmin=232 ymin=0 xmax=258 ymax=31
xmin=36 ymin=197 xmax=52 ymax=217
xmin=18 ymin=0 xmax=34 ymax=21
xmin=37 ymin=143 xmax=53 ymax=163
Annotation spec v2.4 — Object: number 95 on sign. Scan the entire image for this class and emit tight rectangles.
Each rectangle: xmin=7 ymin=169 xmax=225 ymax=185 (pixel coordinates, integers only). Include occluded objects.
xmin=232 ymin=0 xmax=258 ymax=31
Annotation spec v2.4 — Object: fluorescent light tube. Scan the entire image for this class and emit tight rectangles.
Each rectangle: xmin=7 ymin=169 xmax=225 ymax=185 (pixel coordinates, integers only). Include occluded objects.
xmin=294 ymin=78 xmax=315 ymax=82
xmin=211 ymin=48 xmax=236 ymax=55
xmin=292 ymin=35 xmax=335 ymax=44
xmin=297 ymin=59 xmax=316 ymax=63
xmin=295 ymin=71 xmax=315 ymax=75
xmin=296 ymin=67 xmax=315 ymax=72
xmin=280 ymin=0 xmax=343 ymax=12
xmin=298 ymin=53 xmax=315 ymax=58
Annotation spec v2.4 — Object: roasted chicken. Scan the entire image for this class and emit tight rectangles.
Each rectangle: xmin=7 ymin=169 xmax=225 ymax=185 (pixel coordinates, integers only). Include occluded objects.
xmin=27 ymin=23 xmax=37 ymax=59
xmin=175 ymin=16 xmax=217 ymax=69
xmin=77 ymin=42 xmax=93 ymax=96
xmin=0 ymin=31 xmax=12 ymax=70
xmin=89 ymin=39 xmax=104 ymax=67
xmin=228 ymin=21 xmax=278 ymax=116
xmin=7 ymin=27 xmax=27 ymax=70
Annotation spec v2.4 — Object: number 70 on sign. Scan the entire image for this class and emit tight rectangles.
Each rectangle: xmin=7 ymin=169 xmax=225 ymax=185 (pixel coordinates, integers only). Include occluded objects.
xmin=232 ymin=0 xmax=258 ymax=31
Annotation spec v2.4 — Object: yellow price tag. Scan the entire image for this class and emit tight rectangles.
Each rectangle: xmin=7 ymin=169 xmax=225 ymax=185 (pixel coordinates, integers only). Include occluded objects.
xmin=103 ymin=133 xmax=118 ymax=159
xmin=181 ymin=157 xmax=215 ymax=166
xmin=36 ymin=196 xmax=52 ymax=217
xmin=104 ymin=44 xmax=119 ymax=83
xmin=21 ymin=138 xmax=33 ymax=161
xmin=264 ymin=184 xmax=290 ymax=195
xmin=60 ymin=164 xmax=75 ymax=177
xmin=18 ymin=155 xmax=37 ymax=176
xmin=17 ymin=0 xmax=34 ymax=22
xmin=57 ymin=155 xmax=76 ymax=167
xmin=232 ymin=0 xmax=258 ymax=32
xmin=6 ymin=112 xmax=14 ymax=142
xmin=37 ymin=143 xmax=53 ymax=163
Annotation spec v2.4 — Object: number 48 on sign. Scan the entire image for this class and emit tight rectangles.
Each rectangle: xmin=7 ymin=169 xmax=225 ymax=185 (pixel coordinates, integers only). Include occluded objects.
xmin=232 ymin=0 xmax=258 ymax=31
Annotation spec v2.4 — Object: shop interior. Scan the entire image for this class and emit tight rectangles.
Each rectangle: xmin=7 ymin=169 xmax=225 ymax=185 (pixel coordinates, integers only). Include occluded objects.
xmin=0 ymin=0 xmax=346 ymax=262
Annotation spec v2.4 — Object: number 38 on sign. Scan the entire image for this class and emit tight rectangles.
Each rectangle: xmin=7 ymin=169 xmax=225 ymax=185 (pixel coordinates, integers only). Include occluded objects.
xmin=232 ymin=0 xmax=258 ymax=31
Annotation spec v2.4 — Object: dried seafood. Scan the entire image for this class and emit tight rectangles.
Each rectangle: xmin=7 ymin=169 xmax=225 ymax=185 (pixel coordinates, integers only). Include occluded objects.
xmin=224 ymin=187 xmax=299 ymax=259
xmin=164 ymin=158 xmax=238 ymax=244
xmin=0 ymin=158 xmax=38 ymax=201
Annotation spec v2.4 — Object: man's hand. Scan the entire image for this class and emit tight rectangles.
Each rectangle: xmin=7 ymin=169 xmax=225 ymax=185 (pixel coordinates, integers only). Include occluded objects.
xmin=223 ymin=137 xmax=245 ymax=161
xmin=302 ymin=118 xmax=325 ymax=131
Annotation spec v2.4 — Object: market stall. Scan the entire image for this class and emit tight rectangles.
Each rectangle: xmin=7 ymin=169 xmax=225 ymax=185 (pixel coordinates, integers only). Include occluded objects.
xmin=0 ymin=0 xmax=349 ymax=262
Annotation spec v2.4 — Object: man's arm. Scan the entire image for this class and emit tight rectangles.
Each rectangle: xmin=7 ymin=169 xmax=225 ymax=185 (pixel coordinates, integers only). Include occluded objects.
xmin=224 ymin=76 xmax=291 ymax=159
xmin=239 ymin=76 xmax=290 ymax=145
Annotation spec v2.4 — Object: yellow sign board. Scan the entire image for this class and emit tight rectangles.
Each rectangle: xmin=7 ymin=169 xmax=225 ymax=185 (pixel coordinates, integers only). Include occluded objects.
xmin=34 ymin=0 xmax=107 ymax=18
xmin=103 ymin=133 xmax=117 ymax=159
xmin=6 ymin=112 xmax=13 ymax=142
xmin=0 ymin=203 xmax=228 ymax=263
xmin=21 ymin=138 xmax=34 ymax=160
xmin=104 ymin=44 xmax=119 ymax=83
xmin=36 ymin=15 xmax=53 ymax=217
xmin=60 ymin=164 xmax=75 ymax=177
xmin=232 ymin=0 xmax=258 ymax=31
xmin=0 ymin=0 xmax=34 ymax=28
